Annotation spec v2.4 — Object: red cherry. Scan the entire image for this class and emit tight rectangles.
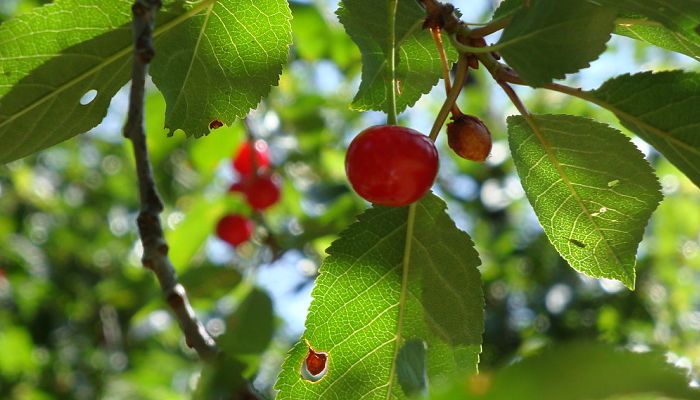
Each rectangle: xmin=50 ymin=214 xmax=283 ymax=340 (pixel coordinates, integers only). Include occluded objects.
xmin=244 ymin=174 xmax=281 ymax=210
xmin=216 ymin=214 xmax=254 ymax=247
xmin=233 ymin=140 xmax=271 ymax=177
xmin=228 ymin=181 xmax=246 ymax=194
xmin=345 ymin=125 xmax=438 ymax=206
xmin=446 ymin=115 xmax=492 ymax=162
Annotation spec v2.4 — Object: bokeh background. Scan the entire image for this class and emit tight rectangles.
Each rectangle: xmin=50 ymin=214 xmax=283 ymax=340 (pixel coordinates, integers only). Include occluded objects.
xmin=1 ymin=0 xmax=699 ymax=398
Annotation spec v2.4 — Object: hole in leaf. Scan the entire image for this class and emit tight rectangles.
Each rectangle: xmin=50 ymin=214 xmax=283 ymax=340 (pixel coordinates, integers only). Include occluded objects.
xmin=607 ymin=180 xmax=620 ymax=187
xmin=209 ymin=119 xmax=224 ymax=130
xmin=300 ymin=339 xmax=328 ymax=383
xmin=80 ymin=89 xmax=97 ymax=105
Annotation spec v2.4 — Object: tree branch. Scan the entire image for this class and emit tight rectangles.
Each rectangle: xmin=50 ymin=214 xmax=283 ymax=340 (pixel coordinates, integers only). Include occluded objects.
xmin=124 ymin=0 xmax=219 ymax=361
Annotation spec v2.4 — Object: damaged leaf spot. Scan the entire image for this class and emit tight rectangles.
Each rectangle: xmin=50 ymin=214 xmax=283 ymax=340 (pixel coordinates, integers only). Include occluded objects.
xmin=300 ymin=339 xmax=328 ymax=383
xmin=569 ymin=238 xmax=586 ymax=248
xmin=209 ymin=119 xmax=224 ymax=130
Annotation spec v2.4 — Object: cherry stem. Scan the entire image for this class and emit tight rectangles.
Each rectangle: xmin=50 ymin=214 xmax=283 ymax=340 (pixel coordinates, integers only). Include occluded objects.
xmin=468 ymin=16 xmax=512 ymax=38
xmin=430 ymin=27 xmax=461 ymax=116
xmin=242 ymin=116 xmax=259 ymax=176
xmin=429 ymin=55 xmax=468 ymax=142
xmin=387 ymin=0 xmax=399 ymax=125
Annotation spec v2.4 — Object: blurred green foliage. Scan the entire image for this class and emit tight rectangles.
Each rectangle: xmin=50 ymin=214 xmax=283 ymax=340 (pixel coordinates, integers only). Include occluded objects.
xmin=0 ymin=0 xmax=699 ymax=399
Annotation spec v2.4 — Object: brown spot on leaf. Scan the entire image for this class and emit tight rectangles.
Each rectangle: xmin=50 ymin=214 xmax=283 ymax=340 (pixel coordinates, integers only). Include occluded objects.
xmin=300 ymin=339 xmax=328 ymax=383
xmin=209 ymin=119 xmax=224 ymax=130
xmin=569 ymin=239 xmax=586 ymax=248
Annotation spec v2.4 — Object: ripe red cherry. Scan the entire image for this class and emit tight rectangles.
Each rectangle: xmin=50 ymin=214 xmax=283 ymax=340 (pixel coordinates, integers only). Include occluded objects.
xmin=345 ymin=125 xmax=438 ymax=206
xmin=216 ymin=214 xmax=254 ymax=247
xmin=232 ymin=140 xmax=271 ymax=177
xmin=244 ymin=174 xmax=281 ymax=210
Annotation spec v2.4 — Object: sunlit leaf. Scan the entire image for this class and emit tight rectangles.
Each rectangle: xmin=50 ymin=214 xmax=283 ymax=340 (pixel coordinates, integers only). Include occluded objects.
xmin=0 ymin=0 xmax=291 ymax=164
xmin=151 ymin=0 xmax=292 ymax=137
xmin=275 ymin=193 xmax=483 ymax=399
xmin=337 ymin=0 xmax=457 ymax=113
xmin=508 ymin=114 xmax=662 ymax=288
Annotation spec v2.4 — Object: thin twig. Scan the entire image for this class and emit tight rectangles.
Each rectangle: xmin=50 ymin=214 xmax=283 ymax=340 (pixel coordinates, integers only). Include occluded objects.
xmin=124 ymin=0 xmax=218 ymax=361
xmin=429 ymin=55 xmax=468 ymax=142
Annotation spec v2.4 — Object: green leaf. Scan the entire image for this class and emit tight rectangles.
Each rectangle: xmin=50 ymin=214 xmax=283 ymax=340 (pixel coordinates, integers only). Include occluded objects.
xmin=218 ymin=287 xmax=274 ymax=355
xmin=337 ymin=0 xmax=457 ymax=113
xmin=193 ymin=355 xmax=246 ymax=400
xmin=586 ymin=71 xmax=700 ymax=189
xmin=275 ymin=193 xmax=483 ymax=399
xmin=0 ymin=0 xmax=133 ymax=164
xmin=396 ymin=339 xmax=428 ymax=398
xmin=497 ymin=0 xmax=617 ymax=87
xmin=615 ymin=17 xmax=700 ymax=62
xmin=597 ymin=0 xmax=700 ymax=41
xmin=429 ymin=342 xmax=700 ymax=400
xmin=151 ymin=0 xmax=292 ymax=137
xmin=166 ymin=195 xmax=228 ymax=272
xmin=492 ymin=0 xmax=523 ymax=21
xmin=0 ymin=0 xmax=291 ymax=164
xmin=599 ymin=0 xmax=700 ymax=61
xmin=507 ymin=114 xmax=662 ymax=288
xmin=179 ymin=266 xmax=241 ymax=300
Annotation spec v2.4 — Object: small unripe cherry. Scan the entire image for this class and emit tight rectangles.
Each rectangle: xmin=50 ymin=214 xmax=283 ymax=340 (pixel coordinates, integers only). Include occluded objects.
xmin=345 ymin=125 xmax=438 ymax=207
xmin=446 ymin=115 xmax=492 ymax=162
xmin=232 ymin=140 xmax=271 ymax=177
xmin=244 ymin=174 xmax=281 ymax=210
xmin=216 ymin=214 xmax=254 ymax=247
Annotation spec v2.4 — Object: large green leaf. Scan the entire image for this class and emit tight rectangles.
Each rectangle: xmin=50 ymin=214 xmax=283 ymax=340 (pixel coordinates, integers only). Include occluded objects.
xmin=586 ymin=71 xmax=700 ymax=189
xmin=599 ymin=0 xmax=700 ymax=61
xmin=597 ymin=0 xmax=700 ymax=40
xmin=0 ymin=0 xmax=133 ymax=164
xmin=151 ymin=0 xmax=291 ymax=137
xmin=0 ymin=0 xmax=291 ymax=164
xmin=337 ymin=0 xmax=457 ymax=113
xmin=429 ymin=342 xmax=700 ymax=400
xmin=275 ymin=193 xmax=483 ymax=399
xmin=508 ymin=114 xmax=662 ymax=288
xmin=615 ymin=17 xmax=700 ymax=61
xmin=496 ymin=0 xmax=617 ymax=87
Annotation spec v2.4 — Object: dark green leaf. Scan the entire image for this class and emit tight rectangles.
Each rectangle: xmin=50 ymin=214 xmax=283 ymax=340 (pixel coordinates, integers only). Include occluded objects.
xmin=179 ymin=266 xmax=241 ymax=299
xmin=193 ymin=355 xmax=246 ymax=400
xmin=497 ymin=0 xmax=617 ymax=86
xmin=586 ymin=71 xmax=700 ymax=189
xmin=275 ymin=193 xmax=483 ymax=399
xmin=429 ymin=342 xmax=700 ymax=400
xmin=218 ymin=288 xmax=274 ymax=355
xmin=492 ymin=0 xmax=523 ymax=21
xmin=397 ymin=339 xmax=428 ymax=398
xmin=337 ymin=0 xmax=457 ymax=113
xmin=508 ymin=114 xmax=662 ymax=288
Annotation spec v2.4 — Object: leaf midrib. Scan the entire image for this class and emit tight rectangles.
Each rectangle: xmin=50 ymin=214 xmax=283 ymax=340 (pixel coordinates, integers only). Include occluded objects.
xmin=384 ymin=202 xmax=417 ymax=399
xmin=0 ymin=0 xmax=218 ymax=131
